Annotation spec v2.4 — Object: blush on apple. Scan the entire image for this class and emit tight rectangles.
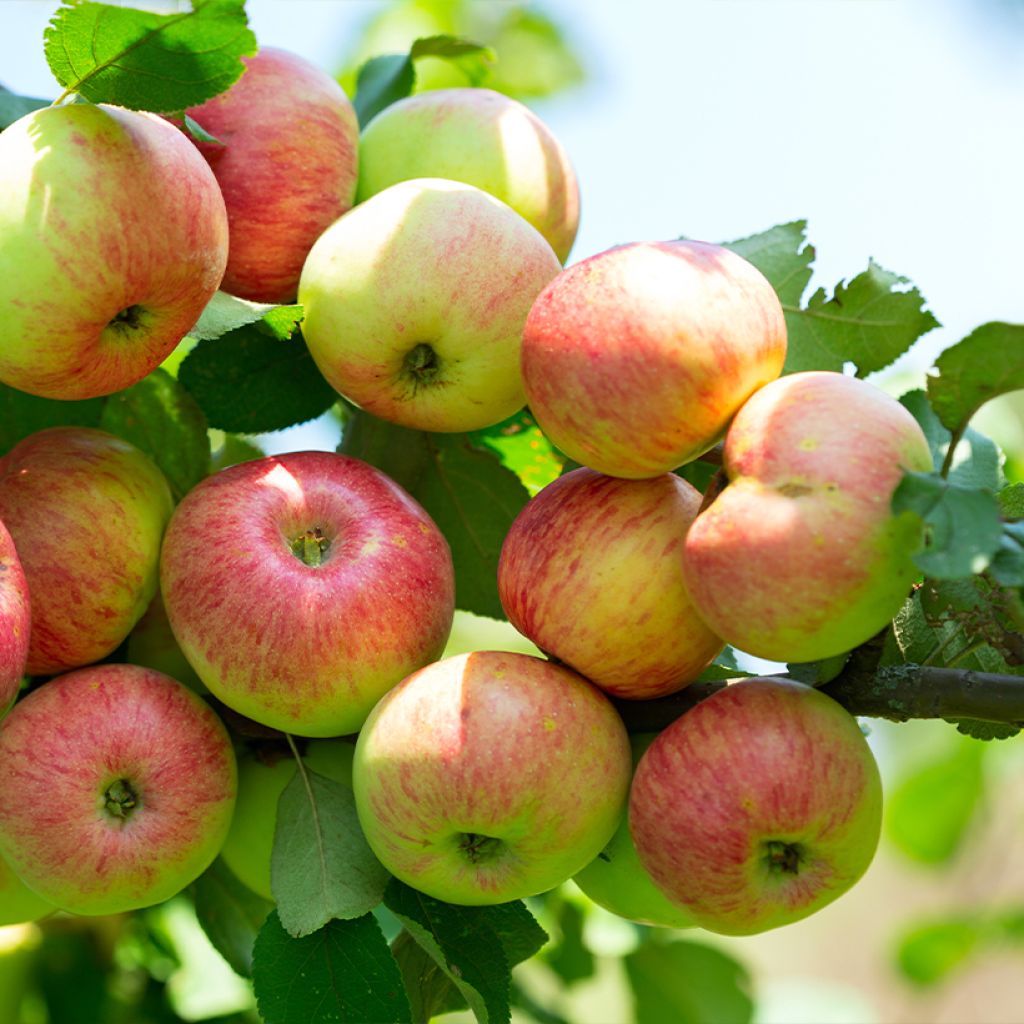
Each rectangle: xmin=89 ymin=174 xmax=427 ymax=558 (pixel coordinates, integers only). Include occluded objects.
xmin=0 ymin=521 xmax=29 ymax=716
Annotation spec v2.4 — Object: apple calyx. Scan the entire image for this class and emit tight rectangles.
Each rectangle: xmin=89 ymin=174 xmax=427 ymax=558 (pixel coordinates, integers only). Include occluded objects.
xmin=103 ymin=778 xmax=140 ymax=822
xmin=458 ymin=832 xmax=503 ymax=864
xmin=106 ymin=304 xmax=150 ymax=336
xmin=401 ymin=343 xmax=443 ymax=387
xmin=290 ymin=526 xmax=331 ymax=567
xmin=763 ymin=839 xmax=805 ymax=876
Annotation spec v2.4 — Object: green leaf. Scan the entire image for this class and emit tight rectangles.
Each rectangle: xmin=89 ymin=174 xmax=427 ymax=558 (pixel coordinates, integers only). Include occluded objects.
xmin=99 ymin=369 xmax=209 ymax=501
xmin=341 ymin=413 xmax=530 ymax=618
xmin=990 ymin=521 xmax=1024 ymax=588
xmin=0 ymin=383 xmax=103 ymax=456
xmin=190 ymin=291 xmax=304 ymax=342
xmin=44 ymin=1 xmax=256 ymax=113
xmin=178 ymin=328 xmax=338 ymax=434
xmin=391 ymin=930 xmax=468 ymax=1022
xmin=723 ymin=220 xmax=815 ymax=308
xmin=624 ymin=939 xmax=754 ymax=1024
xmin=210 ymin=433 xmax=265 ymax=472
xmin=786 ymin=651 xmax=850 ymax=687
xmin=892 ymin=471 xmax=1003 ymax=579
xmin=485 ymin=9 xmax=584 ymax=99
xmin=252 ymin=910 xmax=412 ymax=1024
xmin=927 ymin=323 xmax=1024 ymax=434
xmin=886 ymin=737 xmax=985 ymax=864
xmin=0 ymin=86 xmax=50 ymax=130
xmin=896 ymin=918 xmax=981 ymax=986
xmin=383 ymin=879 xmax=547 ymax=1024
xmin=544 ymin=900 xmax=594 ymax=987
xmin=998 ymin=483 xmax=1024 ymax=518
xmin=191 ymin=858 xmax=274 ymax=978
xmin=271 ymin=767 xmax=389 ymax=939
xmin=468 ymin=409 xmax=563 ymax=496
xmin=953 ymin=719 xmax=1021 ymax=741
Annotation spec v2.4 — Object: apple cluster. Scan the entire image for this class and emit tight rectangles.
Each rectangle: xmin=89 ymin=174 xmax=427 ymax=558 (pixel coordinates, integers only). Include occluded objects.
xmin=0 ymin=43 xmax=932 ymax=941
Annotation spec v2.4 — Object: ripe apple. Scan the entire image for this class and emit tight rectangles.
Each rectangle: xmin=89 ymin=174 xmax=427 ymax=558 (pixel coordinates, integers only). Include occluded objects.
xmin=630 ymin=678 xmax=882 ymax=935
xmin=498 ymin=468 xmax=722 ymax=698
xmin=0 ymin=103 xmax=227 ymax=400
xmin=353 ymin=651 xmax=632 ymax=905
xmin=0 ymin=521 xmax=29 ymax=716
xmin=357 ymin=88 xmax=580 ymax=262
xmin=0 ymin=854 xmax=54 ymax=927
xmin=185 ymin=47 xmax=359 ymax=303
xmin=161 ymin=451 xmax=455 ymax=737
xmin=682 ymin=371 xmax=933 ymax=663
xmin=0 ymin=664 xmax=237 ymax=916
xmin=0 ymin=428 xmax=173 ymax=675
xmin=298 ymin=178 xmax=561 ymax=433
xmin=221 ymin=740 xmax=355 ymax=900
xmin=573 ymin=734 xmax=695 ymax=929
xmin=521 ymin=240 xmax=787 ymax=478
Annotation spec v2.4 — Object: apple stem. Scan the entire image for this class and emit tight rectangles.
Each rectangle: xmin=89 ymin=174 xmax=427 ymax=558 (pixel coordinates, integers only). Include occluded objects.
xmin=290 ymin=526 xmax=331 ymax=567
xmin=104 ymin=778 xmax=139 ymax=820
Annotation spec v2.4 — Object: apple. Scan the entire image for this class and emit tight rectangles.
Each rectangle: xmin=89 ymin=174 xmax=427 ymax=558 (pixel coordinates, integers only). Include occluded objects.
xmin=353 ymin=651 xmax=632 ymax=905
xmin=498 ymin=468 xmax=722 ymax=698
xmin=357 ymin=88 xmax=580 ymax=262
xmin=573 ymin=734 xmax=694 ymax=929
xmin=682 ymin=371 xmax=933 ymax=663
xmin=125 ymin=592 xmax=206 ymax=694
xmin=521 ymin=240 xmax=787 ymax=478
xmin=298 ymin=178 xmax=561 ymax=433
xmin=221 ymin=740 xmax=355 ymax=900
xmin=0 ymin=521 xmax=29 ymax=716
xmin=630 ymin=678 xmax=882 ymax=935
xmin=161 ymin=450 xmax=455 ymax=737
xmin=0 ymin=854 xmax=54 ymax=927
xmin=0 ymin=428 xmax=173 ymax=675
xmin=0 ymin=664 xmax=237 ymax=916
xmin=185 ymin=47 xmax=359 ymax=303
xmin=0 ymin=103 xmax=227 ymax=400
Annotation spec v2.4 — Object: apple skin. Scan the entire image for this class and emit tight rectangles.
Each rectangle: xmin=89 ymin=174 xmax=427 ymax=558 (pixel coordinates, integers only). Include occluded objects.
xmin=0 ymin=103 xmax=227 ymax=400
xmin=0 ymin=521 xmax=29 ymax=716
xmin=221 ymin=740 xmax=355 ymax=900
xmin=125 ymin=591 xmax=206 ymax=695
xmin=0 ymin=664 xmax=237 ymax=916
xmin=0 ymin=854 xmax=54 ymax=927
xmin=185 ymin=47 xmax=359 ymax=303
xmin=0 ymin=428 xmax=173 ymax=675
xmin=353 ymin=651 xmax=631 ymax=905
xmin=161 ymin=451 xmax=455 ymax=737
xmin=299 ymin=178 xmax=561 ymax=433
xmin=681 ymin=371 xmax=933 ymax=663
xmin=498 ymin=468 xmax=722 ymax=698
xmin=630 ymin=678 xmax=882 ymax=936
xmin=521 ymin=240 xmax=787 ymax=478
xmin=573 ymin=734 xmax=695 ymax=929
xmin=357 ymin=88 xmax=579 ymax=262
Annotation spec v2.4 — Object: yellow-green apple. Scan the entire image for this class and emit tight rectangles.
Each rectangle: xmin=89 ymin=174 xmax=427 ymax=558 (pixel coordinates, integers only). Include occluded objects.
xmin=298 ymin=178 xmax=561 ymax=432
xmin=630 ymin=678 xmax=882 ymax=935
xmin=0 ymin=428 xmax=173 ymax=675
xmin=185 ymin=47 xmax=359 ymax=303
xmin=0 ymin=103 xmax=227 ymax=400
xmin=353 ymin=651 xmax=631 ymax=905
xmin=161 ymin=451 xmax=455 ymax=737
xmin=0 ymin=855 xmax=54 ymax=927
xmin=0 ymin=664 xmax=237 ymax=916
xmin=220 ymin=740 xmax=355 ymax=900
xmin=521 ymin=240 xmax=787 ymax=478
xmin=573 ymin=734 xmax=694 ymax=929
xmin=125 ymin=592 xmax=206 ymax=694
xmin=0 ymin=522 xmax=29 ymax=715
xmin=357 ymin=88 xmax=579 ymax=262
xmin=498 ymin=468 xmax=722 ymax=698
xmin=682 ymin=371 xmax=933 ymax=662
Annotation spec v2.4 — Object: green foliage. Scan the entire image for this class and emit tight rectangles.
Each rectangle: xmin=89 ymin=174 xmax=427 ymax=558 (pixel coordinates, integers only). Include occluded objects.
xmin=44 ymin=0 xmax=256 ymax=112
xmin=897 ymin=918 xmax=981 ymax=986
xmin=189 ymin=292 xmax=304 ymax=343
xmin=252 ymin=911 xmax=411 ymax=1024
xmin=543 ymin=899 xmax=595 ymax=986
xmin=0 ymin=85 xmax=50 ymax=130
xmin=0 ymin=384 xmax=104 ymax=454
xmin=468 ymin=409 xmax=564 ymax=496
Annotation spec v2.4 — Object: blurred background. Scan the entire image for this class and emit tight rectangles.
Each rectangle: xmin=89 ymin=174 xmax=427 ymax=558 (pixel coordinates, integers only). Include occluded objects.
xmin=1 ymin=1 xmax=1023 ymax=1022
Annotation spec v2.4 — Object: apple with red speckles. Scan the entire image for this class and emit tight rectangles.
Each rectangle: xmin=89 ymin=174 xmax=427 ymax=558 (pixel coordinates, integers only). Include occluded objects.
xmin=185 ymin=47 xmax=359 ymax=303
xmin=161 ymin=450 xmax=455 ymax=737
xmin=0 ymin=664 xmax=236 ymax=915
xmin=682 ymin=371 xmax=933 ymax=663
xmin=298 ymin=178 xmax=562 ymax=432
xmin=521 ymin=240 xmax=787 ymax=478
xmin=0 ymin=103 xmax=227 ymax=400
xmin=0 ymin=521 xmax=29 ymax=716
xmin=629 ymin=678 xmax=882 ymax=935
xmin=0 ymin=428 xmax=173 ymax=676
xmin=353 ymin=651 xmax=632 ymax=905
xmin=498 ymin=467 xmax=722 ymax=699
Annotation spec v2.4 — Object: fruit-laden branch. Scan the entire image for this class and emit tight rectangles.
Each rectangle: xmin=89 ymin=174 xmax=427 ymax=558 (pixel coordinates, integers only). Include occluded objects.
xmin=613 ymin=663 xmax=1024 ymax=731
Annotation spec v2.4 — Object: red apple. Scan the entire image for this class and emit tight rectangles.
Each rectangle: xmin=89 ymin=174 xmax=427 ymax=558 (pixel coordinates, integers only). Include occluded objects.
xmin=521 ymin=240 xmax=787 ymax=478
xmin=0 ymin=103 xmax=227 ymax=400
xmin=0 ymin=521 xmax=29 ymax=715
xmin=630 ymin=678 xmax=882 ymax=935
xmin=161 ymin=451 xmax=455 ymax=737
xmin=353 ymin=651 xmax=632 ymax=905
xmin=0 ymin=664 xmax=237 ymax=916
xmin=682 ymin=371 xmax=934 ymax=662
xmin=498 ymin=468 xmax=722 ymax=698
xmin=0 ymin=428 xmax=173 ymax=675
xmin=186 ymin=47 xmax=359 ymax=303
